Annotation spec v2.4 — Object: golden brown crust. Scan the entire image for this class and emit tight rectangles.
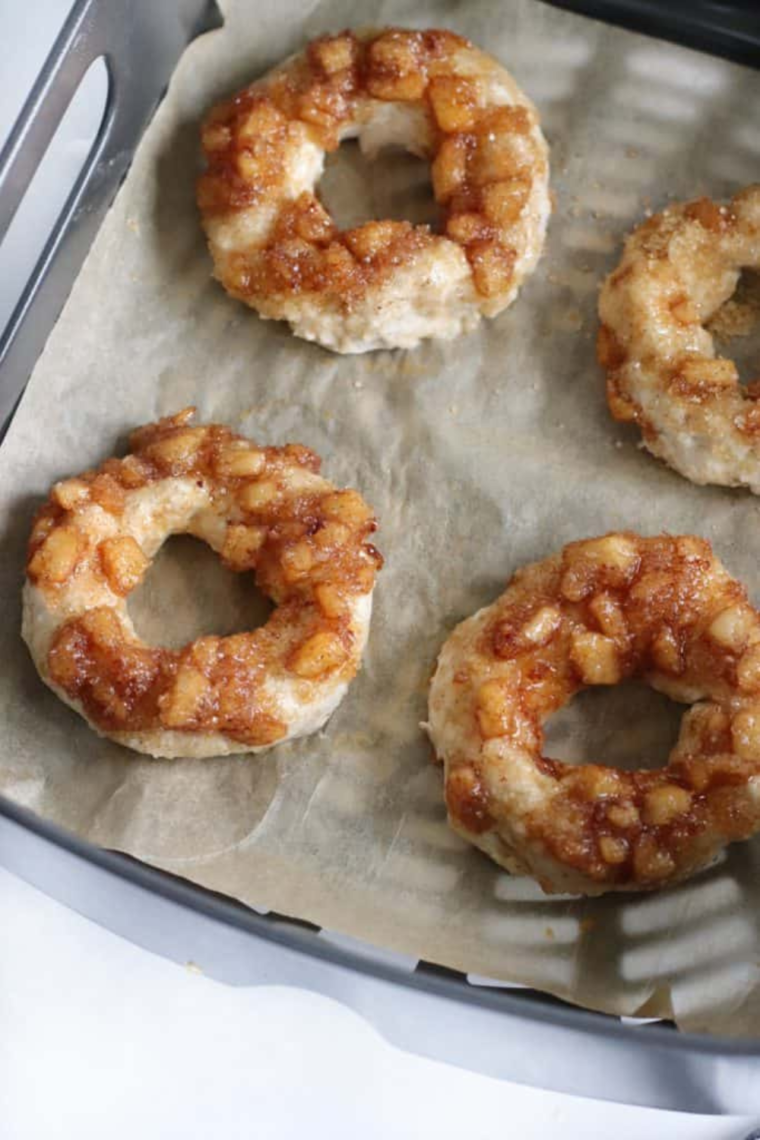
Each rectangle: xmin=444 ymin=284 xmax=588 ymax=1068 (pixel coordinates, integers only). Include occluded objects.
xmin=197 ymin=28 xmax=550 ymax=350
xmin=598 ymin=186 xmax=760 ymax=492
xmin=25 ymin=410 xmax=382 ymax=754
xmin=428 ymin=533 xmax=760 ymax=895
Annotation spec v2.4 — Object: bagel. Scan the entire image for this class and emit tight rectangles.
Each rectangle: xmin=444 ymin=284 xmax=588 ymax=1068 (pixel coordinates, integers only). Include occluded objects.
xmin=599 ymin=187 xmax=760 ymax=491
xmin=427 ymin=533 xmax=760 ymax=896
xmin=198 ymin=27 xmax=550 ymax=353
xmin=22 ymin=410 xmax=382 ymax=759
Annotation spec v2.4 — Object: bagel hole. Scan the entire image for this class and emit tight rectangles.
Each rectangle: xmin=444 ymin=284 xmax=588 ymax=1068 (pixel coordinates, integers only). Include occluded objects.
xmin=127 ymin=535 xmax=272 ymax=650
xmin=318 ymin=140 xmax=438 ymax=231
xmin=707 ymin=269 xmax=760 ymax=388
xmin=543 ymin=681 xmax=683 ymax=772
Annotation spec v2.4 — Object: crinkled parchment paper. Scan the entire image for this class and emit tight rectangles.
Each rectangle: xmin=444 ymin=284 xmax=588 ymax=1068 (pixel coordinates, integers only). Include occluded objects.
xmin=2 ymin=0 xmax=760 ymax=1035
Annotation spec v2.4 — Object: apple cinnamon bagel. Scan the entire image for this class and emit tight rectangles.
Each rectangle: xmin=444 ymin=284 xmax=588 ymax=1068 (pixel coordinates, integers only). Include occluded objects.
xmin=198 ymin=27 xmax=550 ymax=353
xmin=23 ymin=410 xmax=382 ymax=758
xmin=599 ymin=187 xmax=760 ymax=491
xmin=427 ymin=533 xmax=760 ymax=896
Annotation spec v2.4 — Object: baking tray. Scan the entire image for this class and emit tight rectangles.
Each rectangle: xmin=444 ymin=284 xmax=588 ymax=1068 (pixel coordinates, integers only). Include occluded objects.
xmin=2 ymin=0 xmax=760 ymax=1116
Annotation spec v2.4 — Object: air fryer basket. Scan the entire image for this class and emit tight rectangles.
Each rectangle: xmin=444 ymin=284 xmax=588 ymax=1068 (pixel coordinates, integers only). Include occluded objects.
xmin=2 ymin=0 xmax=760 ymax=1116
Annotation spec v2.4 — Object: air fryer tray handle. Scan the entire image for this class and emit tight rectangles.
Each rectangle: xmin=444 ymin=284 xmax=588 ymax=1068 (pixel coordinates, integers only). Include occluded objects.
xmin=0 ymin=0 xmax=101 ymax=247
xmin=0 ymin=0 xmax=222 ymax=438
xmin=544 ymin=0 xmax=760 ymax=68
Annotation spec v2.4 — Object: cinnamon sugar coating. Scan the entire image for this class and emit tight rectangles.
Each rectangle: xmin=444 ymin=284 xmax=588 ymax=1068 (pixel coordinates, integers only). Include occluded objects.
xmin=427 ymin=533 xmax=760 ymax=895
xmin=198 ymin=28 xmax=549 ymax=352
xmin=23 ymin=410 xmax=382 ymax=758
xmin=599 ymin=186 xmax=760 ymax=492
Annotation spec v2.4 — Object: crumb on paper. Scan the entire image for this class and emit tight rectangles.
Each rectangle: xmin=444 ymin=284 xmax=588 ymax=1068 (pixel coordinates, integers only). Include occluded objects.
xmin=397 ymin=358 xmax=429 ymax=378
xmin=552 ymin=307 xmax=584 ymax=333
xmin=185 ymin=960 xmax=204 ymax=975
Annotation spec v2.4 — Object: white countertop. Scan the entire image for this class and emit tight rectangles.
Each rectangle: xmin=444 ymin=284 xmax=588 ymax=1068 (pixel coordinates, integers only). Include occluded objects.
xmin=2 ymin=865 xmax=756 ymax=1139
xmin=1 ymin=3 xmax=759 ymax=1136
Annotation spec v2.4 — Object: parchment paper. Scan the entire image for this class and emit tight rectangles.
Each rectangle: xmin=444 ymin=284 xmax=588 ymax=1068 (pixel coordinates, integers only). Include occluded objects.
xmin=2 ymin=0 xmax=760 ymax=1035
